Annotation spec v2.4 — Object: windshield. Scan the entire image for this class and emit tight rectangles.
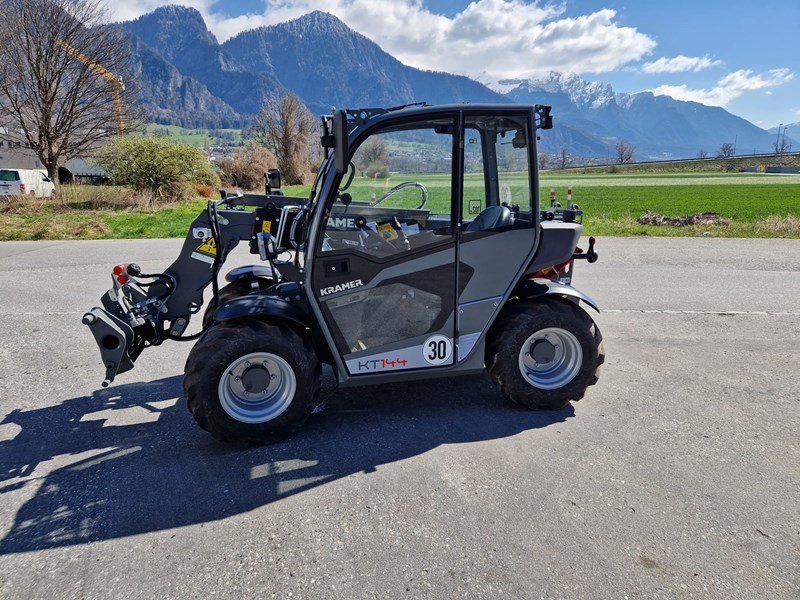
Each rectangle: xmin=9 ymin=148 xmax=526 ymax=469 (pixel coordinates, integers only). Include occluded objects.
xmin=0 ymin=170 xmax=20 ymax=181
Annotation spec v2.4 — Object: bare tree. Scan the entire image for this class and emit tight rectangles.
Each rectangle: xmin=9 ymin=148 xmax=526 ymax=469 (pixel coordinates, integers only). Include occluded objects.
xmin=356 ymin=137 xmax=388 ymax=175
xmin=717 ymin=143 xmax=735 ymax=158
xmin=537 ymin=150 xmax=550 ymax=170
xmin=615 ymin=140 xmax=636 ymax=164
xmin=0 ymin=0 xmax=138 ymax=185
xmin=557 ymin=147 xmax=571 ymax=169
xmin=697 ymin=149 xmax=708 ymax=159
xmin=248 ymin=92 xmax=314 ymax=185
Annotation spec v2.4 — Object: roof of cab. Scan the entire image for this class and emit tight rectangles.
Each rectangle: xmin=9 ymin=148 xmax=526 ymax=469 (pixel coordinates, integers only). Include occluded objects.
xmin=341 ymin=102 xmax=540 ymax=135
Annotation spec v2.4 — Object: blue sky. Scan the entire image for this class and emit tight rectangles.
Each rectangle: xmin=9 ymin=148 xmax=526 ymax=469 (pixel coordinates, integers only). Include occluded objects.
xmin=110 ymin=0 xmax=799 ymax=128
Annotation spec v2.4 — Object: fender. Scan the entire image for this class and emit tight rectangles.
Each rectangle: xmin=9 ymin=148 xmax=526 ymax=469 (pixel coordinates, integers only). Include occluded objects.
xmin=224 ymin=264 xmax=276 ymax=283
xmin=514 ymin=278 xmax=600 ymax=313
xmin=213 ymin=294 xmax=311 ymax=328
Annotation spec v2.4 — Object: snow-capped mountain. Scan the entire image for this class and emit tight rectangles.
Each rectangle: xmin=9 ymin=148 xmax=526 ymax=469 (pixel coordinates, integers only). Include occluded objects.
xmin=497 ymin=72 xmax=778 ymax=158
xmin=120 ymin=7 xmax=779 ymax=159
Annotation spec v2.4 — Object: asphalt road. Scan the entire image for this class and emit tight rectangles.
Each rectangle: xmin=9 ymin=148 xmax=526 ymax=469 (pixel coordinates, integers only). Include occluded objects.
xmin=0 ymin=237 xmax=798 ymax=600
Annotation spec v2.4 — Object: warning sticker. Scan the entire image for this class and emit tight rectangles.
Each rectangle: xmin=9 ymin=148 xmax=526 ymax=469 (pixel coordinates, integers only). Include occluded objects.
xmin=262 ymin=220 xmax=272 ymax=234
xmin=195 ymin=237 xmax=217 ymax=257
xmin=377 ymin=222 xmax=398 ymax=241
xmin=191 ymin=237 xmax=217 ymax=265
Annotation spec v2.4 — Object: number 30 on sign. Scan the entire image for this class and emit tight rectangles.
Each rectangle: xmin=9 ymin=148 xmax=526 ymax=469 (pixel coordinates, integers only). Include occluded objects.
xmin=423 ymin=335 xmax=452 ymax=365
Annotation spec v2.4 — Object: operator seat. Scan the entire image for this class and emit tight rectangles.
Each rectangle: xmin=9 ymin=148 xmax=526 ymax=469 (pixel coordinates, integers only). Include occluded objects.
xmin=465 ymin=205 xmax=513 ymax=232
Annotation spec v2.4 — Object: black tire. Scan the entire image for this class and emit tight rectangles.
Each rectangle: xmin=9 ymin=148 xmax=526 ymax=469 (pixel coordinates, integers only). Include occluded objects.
xmin=487 ymin=298 xmax=604 ymax=410
xmin=184 ymin=317 xmax=321 ymax=443
xmin=202 ymin=278 xmax=272 ymax=329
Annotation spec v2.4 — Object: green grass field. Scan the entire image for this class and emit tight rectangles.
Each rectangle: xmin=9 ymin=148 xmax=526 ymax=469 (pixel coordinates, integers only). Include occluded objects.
xmin=1 ymin=172 xmax=798 ymax=240
xmin=329 ymin=171 xmax=800 ymax=238
xmin=140 ymin=124 xmax=244 ymax=150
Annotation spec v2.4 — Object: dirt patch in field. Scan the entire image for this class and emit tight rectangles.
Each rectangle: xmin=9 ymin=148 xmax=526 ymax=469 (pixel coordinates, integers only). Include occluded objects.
xmin=637 ymin=211 xmax=730 ymax=227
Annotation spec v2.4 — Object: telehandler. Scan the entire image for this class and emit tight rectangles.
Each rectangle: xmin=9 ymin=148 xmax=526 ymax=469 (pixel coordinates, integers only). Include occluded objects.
xmin=83 ymin=103 xmax=603 ymax=443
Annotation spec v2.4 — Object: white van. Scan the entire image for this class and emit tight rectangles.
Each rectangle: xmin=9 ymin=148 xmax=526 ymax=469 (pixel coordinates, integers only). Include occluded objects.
xmin=0 ymin=169 xmax=56 ymax=198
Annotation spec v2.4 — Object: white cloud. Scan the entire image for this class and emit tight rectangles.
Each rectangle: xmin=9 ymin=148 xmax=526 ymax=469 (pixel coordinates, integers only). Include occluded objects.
xmin=795 ymin=108 xmax=800 ymax=116
xmin=104 ymin=0 xmax=214 ymax=23
xmin=650 ymin=68 xmax=794 ymax=107
xmin=642 ymin=54 xmax=721 ymax=74
xmin=103 ymin=0 xmax=657 ymax=79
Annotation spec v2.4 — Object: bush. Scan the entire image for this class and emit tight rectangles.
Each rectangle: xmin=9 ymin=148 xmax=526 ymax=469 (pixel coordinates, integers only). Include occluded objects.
xmin=194 ymin=183 xmax=214 ymax=198
xmin=218 ymin=144 xmax=277 ymax=191
xmin=94 ymin=136 xmax=219 ymax=204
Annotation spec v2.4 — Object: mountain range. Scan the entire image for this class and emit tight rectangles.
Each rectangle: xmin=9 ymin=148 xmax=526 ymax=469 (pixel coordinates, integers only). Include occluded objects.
xmin=116 ymin=5 xmax=782 ymax=159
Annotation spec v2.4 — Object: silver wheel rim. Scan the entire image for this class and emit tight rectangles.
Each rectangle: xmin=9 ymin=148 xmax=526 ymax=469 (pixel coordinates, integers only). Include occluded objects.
xmin=218 ymin=352 xmax=296 ymax=424
xmin=518 ymin=327 xmax=583 ymax=390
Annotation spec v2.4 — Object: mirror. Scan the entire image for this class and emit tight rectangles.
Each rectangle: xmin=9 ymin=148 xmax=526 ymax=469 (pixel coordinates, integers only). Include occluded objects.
xmin=333 ymin=109 xmax=349 ymax=174
xmin=266 ymin=168 xmax=281 ymax=190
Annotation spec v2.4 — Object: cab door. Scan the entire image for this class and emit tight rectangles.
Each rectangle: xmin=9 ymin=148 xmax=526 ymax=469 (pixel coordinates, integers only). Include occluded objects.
xmin=311 ymin=114 xmax=459 ymax=376
xmin=455 ymin=111 xmax=540 ymax=362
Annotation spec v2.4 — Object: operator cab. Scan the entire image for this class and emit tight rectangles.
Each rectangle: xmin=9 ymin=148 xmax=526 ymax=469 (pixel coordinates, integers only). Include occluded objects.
xmin=309 ymin=104 xmax=551 ymax=380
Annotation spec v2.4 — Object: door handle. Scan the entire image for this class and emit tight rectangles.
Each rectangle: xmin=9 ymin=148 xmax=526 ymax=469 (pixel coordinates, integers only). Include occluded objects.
xmin=324 ymin=259 xmax=350 ymax=276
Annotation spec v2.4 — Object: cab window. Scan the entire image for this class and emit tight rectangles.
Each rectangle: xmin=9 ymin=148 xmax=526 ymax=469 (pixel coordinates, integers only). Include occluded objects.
xmin=462 ymin=115 xmax=533 ymax=231
xmin=320 ymin=117 xmax=454 ymax=259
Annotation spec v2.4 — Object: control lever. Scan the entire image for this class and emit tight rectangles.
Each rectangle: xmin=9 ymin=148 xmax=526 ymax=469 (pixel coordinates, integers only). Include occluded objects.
xmin=257 ymin=232 xmax=278 ymax=261
xmin=573 ymin=236 xmax=598 ymax=263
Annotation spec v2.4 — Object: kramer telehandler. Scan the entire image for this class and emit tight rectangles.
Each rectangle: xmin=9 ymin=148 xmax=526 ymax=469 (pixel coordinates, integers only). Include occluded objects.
xmin=83 ymin=103 xmax=603 ymax=443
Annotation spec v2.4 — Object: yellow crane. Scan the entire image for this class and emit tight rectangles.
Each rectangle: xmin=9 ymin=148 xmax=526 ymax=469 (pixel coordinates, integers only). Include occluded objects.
xmin=57 ymin=40 xmax=125 ymax=134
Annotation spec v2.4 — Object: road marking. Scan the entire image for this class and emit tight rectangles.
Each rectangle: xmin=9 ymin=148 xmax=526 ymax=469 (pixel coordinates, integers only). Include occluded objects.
xmin=603 ymin=309 xmax=800 ymax=316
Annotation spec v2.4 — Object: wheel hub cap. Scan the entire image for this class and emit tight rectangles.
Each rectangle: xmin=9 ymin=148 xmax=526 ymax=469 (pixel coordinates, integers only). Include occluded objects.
xmin=518 ymin=327 xmax=583 ymax=390
xmin=218 ymin=352 xmax=296 ymax=424
xmin=530 ymin=339 xmax=556 ymax=364
xmin=241 ymin=365 xmax=270 ymax=394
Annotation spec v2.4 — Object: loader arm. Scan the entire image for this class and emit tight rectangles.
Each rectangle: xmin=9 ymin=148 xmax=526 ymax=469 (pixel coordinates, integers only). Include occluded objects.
xmin=82 ymin=194 xmax=306 ymax=386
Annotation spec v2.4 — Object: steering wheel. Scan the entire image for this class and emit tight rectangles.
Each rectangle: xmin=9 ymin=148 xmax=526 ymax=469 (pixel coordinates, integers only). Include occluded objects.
xmin=372 ymin=182 xmax=428 ymax=210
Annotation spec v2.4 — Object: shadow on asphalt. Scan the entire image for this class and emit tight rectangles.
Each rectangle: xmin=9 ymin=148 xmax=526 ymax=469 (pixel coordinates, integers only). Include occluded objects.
xmin=0 ymin=372 xmax=573 ymax=553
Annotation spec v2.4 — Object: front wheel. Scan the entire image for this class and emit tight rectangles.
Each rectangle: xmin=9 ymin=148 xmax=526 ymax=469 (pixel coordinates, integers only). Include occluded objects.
xmin=487 ymin=299 xmax=604 ymax=410
xmin=202 ymin=277 xmax=273 ymax=329
xmin=184 ymin=318 xmax=320 ymax=443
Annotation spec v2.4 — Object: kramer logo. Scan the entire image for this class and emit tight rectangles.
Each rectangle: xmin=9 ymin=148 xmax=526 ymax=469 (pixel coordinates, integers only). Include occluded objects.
xmin=319 ymin=279 xmax=363 ymax=296
xmin=327 ymin=216 xmax=356 ymax=229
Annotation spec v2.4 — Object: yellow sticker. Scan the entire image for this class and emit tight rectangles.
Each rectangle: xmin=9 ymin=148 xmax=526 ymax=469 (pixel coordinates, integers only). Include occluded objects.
xmin=377 ymin=222 xmax=398 ymax=241
xmin=196 ymin=237 xmax=217 ymax=257
xmin=261 ymin=220 xmax=272 ymax=234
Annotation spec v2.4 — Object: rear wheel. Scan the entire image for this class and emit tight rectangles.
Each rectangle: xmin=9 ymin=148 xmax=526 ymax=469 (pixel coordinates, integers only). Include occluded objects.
xmin=487 ymin=298 xmax=604 ymax=409
xmin=184 ymin=317 xmax=320 ymax=443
